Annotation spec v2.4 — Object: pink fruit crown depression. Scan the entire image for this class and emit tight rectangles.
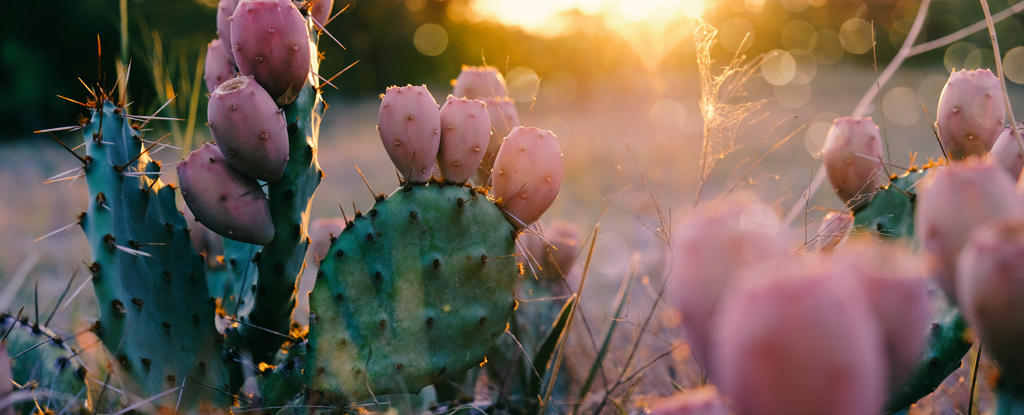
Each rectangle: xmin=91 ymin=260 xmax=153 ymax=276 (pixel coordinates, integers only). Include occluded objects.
xmin=207 ymin=75 xmax=289 ymax=182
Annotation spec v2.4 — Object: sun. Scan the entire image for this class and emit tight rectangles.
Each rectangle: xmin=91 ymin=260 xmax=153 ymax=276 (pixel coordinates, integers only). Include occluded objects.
xmin=469 ymin=0 xmax=706 ymax=36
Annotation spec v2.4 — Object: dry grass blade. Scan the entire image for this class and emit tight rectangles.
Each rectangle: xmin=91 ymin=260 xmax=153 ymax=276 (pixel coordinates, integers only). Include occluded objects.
xmin=573 ymin=252 xmax=640 ymax=414
xmin=539 ymin=223 xmax=600 ymax=415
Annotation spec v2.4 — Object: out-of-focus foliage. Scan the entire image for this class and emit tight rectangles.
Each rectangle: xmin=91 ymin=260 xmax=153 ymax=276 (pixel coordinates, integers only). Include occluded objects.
xmin=3 ymin=0 xmax=1023 ymax=139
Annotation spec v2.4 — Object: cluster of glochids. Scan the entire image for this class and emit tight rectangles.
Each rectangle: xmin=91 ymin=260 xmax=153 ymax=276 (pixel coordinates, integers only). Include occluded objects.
xmin=181 ymin=0 xmax=331 ymax=245
xmin=646 ymin=68 xmax=1024 ymax=415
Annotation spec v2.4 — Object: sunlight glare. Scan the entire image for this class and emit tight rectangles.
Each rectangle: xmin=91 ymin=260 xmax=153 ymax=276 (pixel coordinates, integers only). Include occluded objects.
xmin=470 ymin=0 xmax=705 ymax=36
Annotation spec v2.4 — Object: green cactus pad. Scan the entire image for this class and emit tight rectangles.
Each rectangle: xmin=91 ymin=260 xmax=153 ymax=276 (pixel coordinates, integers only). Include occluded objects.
xmin=79 ymin=101 xmax=229 ymax=410
xmin=1 ymin=316 xmax=89 ymax=414
xmin=307 ymin=184 xmax=518 ymax=401
xmin=852 ymin=169 xmax=927 ymax=240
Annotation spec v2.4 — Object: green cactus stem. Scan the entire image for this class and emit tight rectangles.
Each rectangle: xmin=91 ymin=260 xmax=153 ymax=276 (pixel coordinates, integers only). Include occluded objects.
xmin=78 ymin=100 xmax=230 ymax=411
xmin=232 ymin=19 xmax=324 ymax=365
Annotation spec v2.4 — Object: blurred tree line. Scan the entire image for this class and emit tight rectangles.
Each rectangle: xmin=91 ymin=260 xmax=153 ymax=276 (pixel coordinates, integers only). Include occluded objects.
xmin=2 ymin=0 xmax=1021 ymax=139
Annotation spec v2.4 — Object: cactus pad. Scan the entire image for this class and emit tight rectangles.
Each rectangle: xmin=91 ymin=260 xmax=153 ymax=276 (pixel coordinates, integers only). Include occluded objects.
xmin=307 ymin=183 xmax=518 ymax=401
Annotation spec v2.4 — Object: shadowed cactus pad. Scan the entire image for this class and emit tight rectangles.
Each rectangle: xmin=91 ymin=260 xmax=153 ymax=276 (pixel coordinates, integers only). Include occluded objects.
xmin=307 ymin=184 xmax=518 ymax=401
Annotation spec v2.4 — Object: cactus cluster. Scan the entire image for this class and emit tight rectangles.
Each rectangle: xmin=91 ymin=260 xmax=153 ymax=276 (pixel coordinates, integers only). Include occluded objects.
xmin=661 ymin=64 xmax=1024 ymax=415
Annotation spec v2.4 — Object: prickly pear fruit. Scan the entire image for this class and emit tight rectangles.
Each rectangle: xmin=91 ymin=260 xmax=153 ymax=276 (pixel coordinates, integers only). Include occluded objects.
xmin=810 ymin=210 xmax=853 ymax=252
xmin=521 ymin=220 xmax=581 ymax=277
xmin=668 ymin=193 xmax=792 ymax=370
xmin=822 ymin=117 xmax=886 ymax=206
xmin=216 ymin=0 xmax=239 ymax=66
xmin=831 ymin=239 xmax=931 ymax=390
xmin=648 ymin=388 xmax=729 ymax=415
xmin=491 ymin=126 xmax=563 ymax=228
xmin=438 ymin=96 xmax=490 ymax=183
xmin=308 ymin=217 xmax=345 ymax=263
xmin=231 ymin=0 xmax=311 ymax=105
xmin=204 ymin=39 xmax=237 ymax=93
xmin=915 ymin=158 xmax=1024 ymax=302
xmin=482 ymin=96 xmax=519 ymax=147
xmin=453 ymin=65 xmax=508 ymax=100
xmin=378 ymin=85 xmax=441 ymax=182
xmin=957 ymin=219 xmax=1024 ymax=384
xmin=307 ymin=0 xmax=332 ymax=25
xmin=712 ymin=260 xmax=886 ymax=415
xmin=989 ymin=123 xmax=1024 ymax=178
xmin=208 ymin=75 xmax=289 ymax=181
xmin=936 ymin=69 xmax=1006 ymax=160
xmin=178 ymin=143 xmax=275 ymax=245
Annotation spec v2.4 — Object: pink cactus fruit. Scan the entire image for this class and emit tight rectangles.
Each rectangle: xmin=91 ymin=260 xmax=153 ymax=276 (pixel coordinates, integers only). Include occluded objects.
xmin=667 ymin=193 xmax=792 ymax=370
xmin=308 ymin=217 xmax=346 ymax=264
xmin=482 ymin=96 xmax=520 ymax=151
xmin=204 ymin=39 xmax=237 ymax=93
xmin=438 ymin=96 xmax=490 ymax=183
xmin=452 ymin=65 xmax=508 ymax=100
xmin=520 ymin=220 xmax=582 ymax=277
xmin=830 ymin=238 xmax=931 ymax=390
xmin=648 ymin=388 xmax=729 ymax=415
xmin=216 ymin=0 xmax=240 ymax=66
xmin=490 ymin=127 xmax=563 ymax=228
xmin=988 ymin=123 xmax=1024 ymax=179
xmin=184 ymin=204 xmax=225 ymax=269
xmin=307 ymin=0 xmax=332 ymax=25
xmin=809 ymin=210 xmax=854 ymax=252
xmin=712 ymin=259 xmax=887 ymax=415
xmin=378 ymin=85 xmax=442 ymax=182
xmin=822 ymin=117 xmax=886 ymax=206
xmin=177 ymin=143 xmax=275 ymax=245
xmin=915 ymin=158 xmax=1024 ymax=302
xmin=957 ymin=219 xmax=1024 ymax=379
xmin=207 ymin=76 xmax=289 ymax=182
xmin=231 ymin=0 xmax=311 ymax=105
xmin=936 ymin=69 xmax=1006 ymax=160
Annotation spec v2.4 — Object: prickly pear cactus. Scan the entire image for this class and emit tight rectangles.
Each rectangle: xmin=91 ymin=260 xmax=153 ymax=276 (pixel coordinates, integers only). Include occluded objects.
xmin=305 ymin=81 xmax=562 ymax=402
xmin=78 ymin=100 xmax=231 ymax=411
xmin=0 ymin=315 xmax=89 ymax=414
xmin=848 ymin=165 xmax=974 ymax=414
xmin=307 ymin=184 xmax=518 ymax=400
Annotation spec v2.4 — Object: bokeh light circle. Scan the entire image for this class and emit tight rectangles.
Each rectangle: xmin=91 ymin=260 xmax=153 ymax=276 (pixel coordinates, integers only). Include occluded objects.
xmin=944 ymin=41 xmax=978 ymax=72
xmin=762 ymin=50 xmax=797 ymax=86
xmin=506 ymin=67 xmax=540 ymax=103
xmin=805 ymin=112 xmax=840 ymax=156
xmin=1004 ymin=47 xmax=1024 ymax=84
xmin=413 ymin=23 xmax=448 ymax=56
xmin=839 ymin=18 xmax=873 ymax=54
xmin=882 ymin=87 xmax=922 ymax=125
